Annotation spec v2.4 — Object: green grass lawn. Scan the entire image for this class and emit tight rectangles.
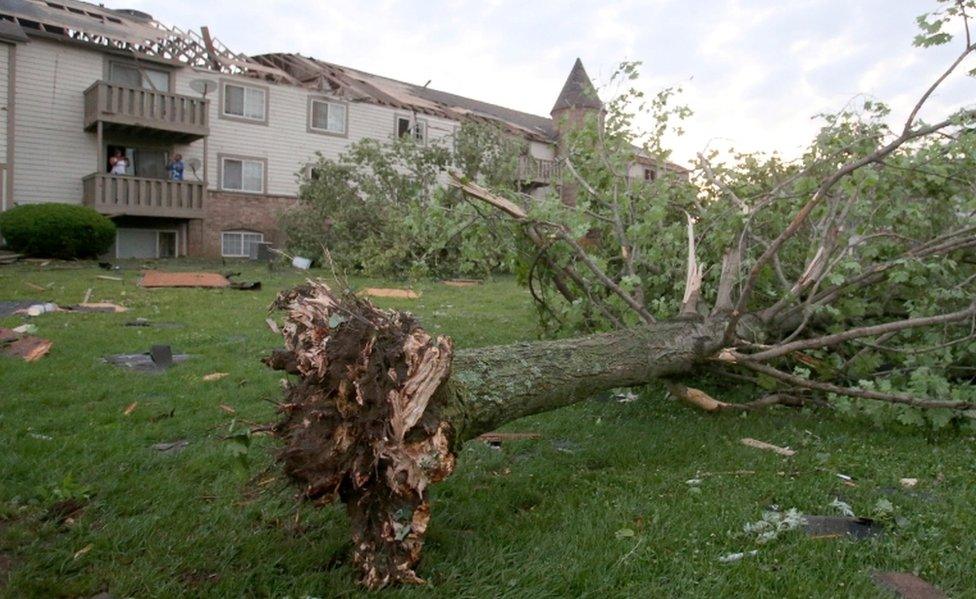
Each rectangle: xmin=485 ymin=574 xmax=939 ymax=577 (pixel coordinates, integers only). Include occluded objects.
xmin=1 ymin=260 xmax=974 ymax=598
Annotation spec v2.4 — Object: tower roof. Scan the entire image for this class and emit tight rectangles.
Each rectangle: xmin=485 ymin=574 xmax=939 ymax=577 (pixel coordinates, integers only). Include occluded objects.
xmin=550 ymin=58 xmax=602 ymax=114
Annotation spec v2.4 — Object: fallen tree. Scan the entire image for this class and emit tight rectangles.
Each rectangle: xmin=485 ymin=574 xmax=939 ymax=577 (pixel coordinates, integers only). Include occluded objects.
xmin=263 ymin=2 xmax=976 ymax=588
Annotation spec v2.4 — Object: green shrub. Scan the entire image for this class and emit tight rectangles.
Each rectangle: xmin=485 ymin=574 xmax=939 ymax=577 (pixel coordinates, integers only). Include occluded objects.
xmin=0 ymin=203 xmax=116 ymax=259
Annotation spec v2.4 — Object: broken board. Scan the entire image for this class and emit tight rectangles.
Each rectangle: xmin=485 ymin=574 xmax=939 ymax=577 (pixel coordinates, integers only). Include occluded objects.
xmin=359 ymin=288 xmax=420 ymax=299
xmin=140 ymin=271 xmax=230 ymax=288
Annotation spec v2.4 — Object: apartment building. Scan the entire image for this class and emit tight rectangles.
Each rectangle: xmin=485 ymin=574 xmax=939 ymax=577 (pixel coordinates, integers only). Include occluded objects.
xmin=0 ymin=0 xmax=682 ymax=259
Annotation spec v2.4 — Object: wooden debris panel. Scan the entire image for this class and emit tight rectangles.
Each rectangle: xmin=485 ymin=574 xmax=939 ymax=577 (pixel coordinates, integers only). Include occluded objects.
xmin=140 ymin=271 xmax=230 ymax=288
xmin=359 ymin=287 xmax=420 ymax=299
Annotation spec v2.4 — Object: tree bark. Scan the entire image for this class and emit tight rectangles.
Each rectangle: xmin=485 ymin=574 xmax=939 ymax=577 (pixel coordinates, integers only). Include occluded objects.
xmin=265 ymin=283 xmax=726 ymax=588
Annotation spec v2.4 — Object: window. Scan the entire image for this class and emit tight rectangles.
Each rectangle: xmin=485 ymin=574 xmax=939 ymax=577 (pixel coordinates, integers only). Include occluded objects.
xmin=222 ymin=82 xmax=267 ymax=122
xmin=108 ymin=62 xmax=170 ymax=91
xmin=221 ymin=231 xmax=264 ymax=258
xmin=221 ymin=157 xmax=265 ymax=193
xmin=396 ymin=115 xmax=427 ymax=143
xmin=309 ymin=99 xmax=347 ymax=135
xmin=643 ymin=168 xmax=656 ymax=181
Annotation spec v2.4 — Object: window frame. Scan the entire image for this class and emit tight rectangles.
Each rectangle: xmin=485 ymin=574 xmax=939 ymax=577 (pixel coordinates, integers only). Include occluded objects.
xmin=218 ymin=154 xmax=267 ymax=194
xmin=307 ymin=97 xmax=349 ymax=137
xmin=104 ymin=58 xmax=174 ymax=92
xmin=220 ymin=230 xmax=265 ymax=258
xmin=394 ymin=114 xmax=428 ymax=144
xmin=219 ymin=79 xmax=270 ymax=125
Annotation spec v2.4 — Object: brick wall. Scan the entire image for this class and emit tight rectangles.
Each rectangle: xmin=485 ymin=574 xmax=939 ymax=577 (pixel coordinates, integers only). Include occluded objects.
xmin=187 ymin=191 xmax=299 ymax=257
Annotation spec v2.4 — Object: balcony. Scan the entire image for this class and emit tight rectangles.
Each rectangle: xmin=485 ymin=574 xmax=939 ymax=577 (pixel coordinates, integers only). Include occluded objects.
xmin=82 ymin=174 xmax=206 ymax=219
xmin=516 ymin=156 xmax=561 ymax=186
xmin=83 ymin=81 xmax=209 ymax=142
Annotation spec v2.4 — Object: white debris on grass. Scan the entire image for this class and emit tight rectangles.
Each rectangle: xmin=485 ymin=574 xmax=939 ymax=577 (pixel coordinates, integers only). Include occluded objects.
xmin=743 ymin=508 xmax=804 ymax=544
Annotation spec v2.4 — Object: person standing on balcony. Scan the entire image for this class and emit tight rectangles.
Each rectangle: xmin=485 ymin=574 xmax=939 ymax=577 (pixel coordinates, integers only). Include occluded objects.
xmin=167 ymin=154 xmax=185 ymax=181
xmin=109 ymin=149 xmax=128 ymax=176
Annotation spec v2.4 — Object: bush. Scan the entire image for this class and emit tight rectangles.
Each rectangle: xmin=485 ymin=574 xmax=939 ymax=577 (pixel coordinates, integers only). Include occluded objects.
xmin=0 ymin=203 xmax=116 ymax=259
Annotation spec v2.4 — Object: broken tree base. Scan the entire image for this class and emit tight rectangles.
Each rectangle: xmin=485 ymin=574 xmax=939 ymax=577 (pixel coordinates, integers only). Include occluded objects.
xmin=266 ymin=282 xmax=728 ymax=588
xmin=268 ymin=284 xmax=454 ymax=587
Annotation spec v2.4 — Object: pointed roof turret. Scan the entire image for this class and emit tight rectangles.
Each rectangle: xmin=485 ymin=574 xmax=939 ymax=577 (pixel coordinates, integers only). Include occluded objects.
xmin=550 ymin=58 xmax=602 ymax=115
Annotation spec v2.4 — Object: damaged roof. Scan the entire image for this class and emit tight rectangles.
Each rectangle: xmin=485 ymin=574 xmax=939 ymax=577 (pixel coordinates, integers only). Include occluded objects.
xmin=0 ymin=0 xmax=298 ymax=83
xmin=253 ymin=53 xmax=558 ymax=142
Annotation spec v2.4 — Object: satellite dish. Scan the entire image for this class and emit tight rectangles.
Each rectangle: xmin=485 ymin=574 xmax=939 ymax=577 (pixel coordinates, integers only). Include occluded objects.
xmin=186 ymin=157 xmax=202 ymax=178
xmin=189 ymin=79 xmax=218 ymax=96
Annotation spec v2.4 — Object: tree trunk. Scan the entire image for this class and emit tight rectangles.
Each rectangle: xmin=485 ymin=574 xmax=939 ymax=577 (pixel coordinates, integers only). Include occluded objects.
xmin=265 ymin=283 xmax=725 ymax=588
xmin=436 ymin=317 xmax=726 ymax=443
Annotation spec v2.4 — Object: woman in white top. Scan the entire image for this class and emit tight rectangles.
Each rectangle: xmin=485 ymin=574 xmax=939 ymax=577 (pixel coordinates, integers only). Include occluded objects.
xmin=109 ymin=150 xmax=128 ymax=176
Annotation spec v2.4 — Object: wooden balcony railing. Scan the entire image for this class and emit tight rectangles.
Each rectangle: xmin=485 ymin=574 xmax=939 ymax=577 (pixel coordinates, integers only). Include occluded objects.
xmin=516 ymin=156 xmax=561 ymax=185
xmin=82 ymin=174 xmax=206 ymax=219
xmin=83 ymin=81 xmax=209 ymax=141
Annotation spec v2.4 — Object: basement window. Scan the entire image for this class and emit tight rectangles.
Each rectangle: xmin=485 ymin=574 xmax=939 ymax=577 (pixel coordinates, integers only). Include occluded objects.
xmin=221 ymin=231 xmax=264 ymax=258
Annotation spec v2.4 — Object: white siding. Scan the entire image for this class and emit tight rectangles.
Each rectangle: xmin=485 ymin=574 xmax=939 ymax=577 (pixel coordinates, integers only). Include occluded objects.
xmin=0 ymin=43 xmax=9 ymax=165
xmin=173 ymin=69 xmax=461 ymax=197
xmin=13 ymin=38 xmax=101 ymax=204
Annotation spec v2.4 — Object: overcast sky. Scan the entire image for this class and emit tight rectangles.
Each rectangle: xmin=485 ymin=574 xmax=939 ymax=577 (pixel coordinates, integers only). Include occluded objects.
xmin=116 ymin=0 xmax=976 ymax=163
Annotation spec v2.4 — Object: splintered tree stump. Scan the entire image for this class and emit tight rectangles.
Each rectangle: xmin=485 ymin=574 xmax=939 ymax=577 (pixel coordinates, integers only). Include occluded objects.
xmin=265 ymin=282 xmax=727 ymax=588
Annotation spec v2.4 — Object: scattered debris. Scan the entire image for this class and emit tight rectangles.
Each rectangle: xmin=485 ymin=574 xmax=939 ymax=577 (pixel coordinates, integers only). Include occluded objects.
xmin=830 ymin=498 xmax=855 ymax=517
xmin=0 ymin=251 xmax=23 ymax=265
xmin=72 ymin=544 xmax=94 ymax=560
xmin=122 ymin=318 xmax=183 ymax=329
xmin=23 ymin=302 xmax=59 ymax=317
xmin=12 ymin=324 xmax=37 ymax=335
xmin=123 ymin=402 xmax=138 ymax=416
xmin=740 ymin=437 xmax=796 ymax=457
xmin=836 ymin=473 xmax=858 ymax=487
xmin=139 ymin=271 xmax=230 ymax=288
xmin=103 ymin=346 xmax=190 ymax=372
xmin=218 ymin=404 xmax=236 ymax=414
xmin=0 ymin=328 xmax=53 ymax=362
xmin=66 ymin=302 xmax=127 ymax=313
xmin=96 ymin=275 xmax=123 ymax=281
xmin=803 ymin=515 xmax=882 ymax=540
xmin=477 ymin=432 xmax=541 ymax=444
xmin=150 ymin=345 xmax=172 ymax=367
xmin=871 ymin=571 xmax=946 ymax=599
xmin=613 ymin=528 xmax=636 ymax=540
xmin=359 ymin=287 xmax=421 ymax=299
xmin=291 ymin=256 xmax=312 ymax=270
xmin=151 ymin=439 xmax=189 ymax=453
xmin=265 ymin=318 xmax=280 ymax=334
xmin=83 ymin=288 xmax=93 ymax=303
xmin=900 ymin=478 xmax=919 ymax=489
xmin=25 ymin=282 xmax=46 ymax=292
xmin=743 ymin=508 xmax=804 ymax=544
xmin=718 ymin=549 xmax=759 ymax=563
xmin=551 ymin=439 xmax=581 ymax=454
xmin=229 ymin=279 xmax=261 ymax=290
xmin=203 ymin=372 xmax=229 ymax=382
xmin=0 ymin=300 xmax=39 ymax=317
xmin=442 ymin=279 xmax=481 ymax=288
